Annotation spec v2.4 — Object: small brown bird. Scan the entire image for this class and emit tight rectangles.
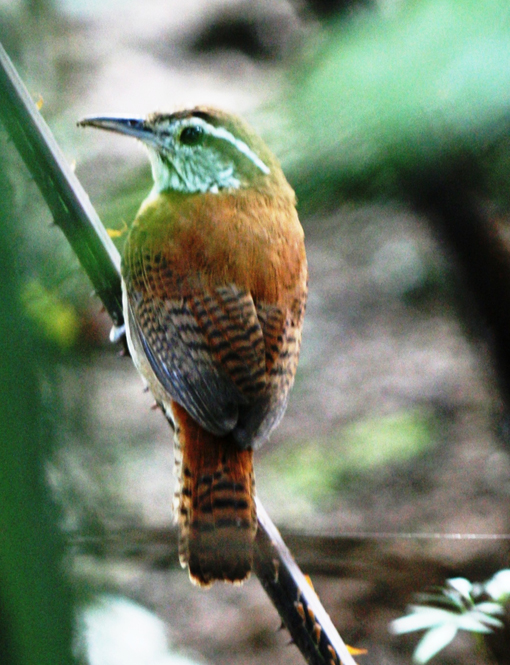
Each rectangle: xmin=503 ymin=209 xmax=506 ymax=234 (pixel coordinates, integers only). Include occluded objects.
xmin=79 ymin=108 xmax=307 ymax=586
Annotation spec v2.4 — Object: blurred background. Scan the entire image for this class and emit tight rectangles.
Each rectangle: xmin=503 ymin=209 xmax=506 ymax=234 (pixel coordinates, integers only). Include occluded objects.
xmin=1 ymin=0 xmax=510 ymax=663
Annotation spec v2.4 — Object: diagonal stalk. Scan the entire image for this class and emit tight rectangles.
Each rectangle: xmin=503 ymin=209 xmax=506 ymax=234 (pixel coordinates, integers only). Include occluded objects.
xmin=0 ymin=41 xmax=123 ymax=327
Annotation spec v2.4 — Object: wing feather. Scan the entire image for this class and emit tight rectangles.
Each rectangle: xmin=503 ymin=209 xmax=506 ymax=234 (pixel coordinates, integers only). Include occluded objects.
xmin=126 ymin=283 xmax=267 ymax=436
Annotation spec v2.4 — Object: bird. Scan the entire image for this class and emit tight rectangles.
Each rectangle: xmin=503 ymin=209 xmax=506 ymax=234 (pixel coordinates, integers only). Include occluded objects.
xmin=79 ymin=107 xmax=308 ymax=587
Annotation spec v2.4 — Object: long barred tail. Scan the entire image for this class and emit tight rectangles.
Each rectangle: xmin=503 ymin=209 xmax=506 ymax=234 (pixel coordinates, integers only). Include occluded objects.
xmin=171 ymin=401 xmax=257 ymax=587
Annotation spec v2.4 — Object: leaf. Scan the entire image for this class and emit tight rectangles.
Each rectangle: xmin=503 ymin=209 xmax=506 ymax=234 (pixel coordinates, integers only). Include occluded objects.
xmin=474 ymin=602 xmax=505 ymax=616
xmin=464 ymin=610 xmax=504 ymax=630
xmin=413 ymin=624 xmax=458 ymax=664
xmin=447 ymin=578 xmax=473 ymax=600
xmin=390 ymin=607 xmax=454 ymax=634
xmin=455 ymin=615 xmax=494 ymax=633
xmin=414 ymin=592 xmax=461 ymax=609
xmin=485 ymin=569 xmax=510 ymax=602
xmin=0 ymin=137 xmax=75 ymax=665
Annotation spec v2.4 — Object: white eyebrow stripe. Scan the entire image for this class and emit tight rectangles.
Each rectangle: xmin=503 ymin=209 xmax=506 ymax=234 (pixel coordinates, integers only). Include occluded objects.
xmin=180 ymin=117 xmax=271 ymax=175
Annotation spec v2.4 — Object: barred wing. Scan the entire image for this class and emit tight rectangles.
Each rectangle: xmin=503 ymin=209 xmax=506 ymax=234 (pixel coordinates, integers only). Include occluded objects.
xmin=126 ymin=283 xmax=267 ymax=437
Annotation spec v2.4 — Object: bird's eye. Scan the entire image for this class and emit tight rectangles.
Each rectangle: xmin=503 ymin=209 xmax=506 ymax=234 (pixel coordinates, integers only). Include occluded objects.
xmin=179 ymin=125 xmax=204 ymax=146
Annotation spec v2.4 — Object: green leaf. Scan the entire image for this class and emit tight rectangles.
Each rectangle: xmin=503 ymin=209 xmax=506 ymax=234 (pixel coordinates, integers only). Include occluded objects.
xmin=454 ymin=615 xmax=496 ymax=633
xmin=287 ymin=0 xmax=510 ymax=206
xmin=447 ymin=577 xmax=473 ymax=600
xmin=390 ymin=607 xmax=456 ymax=634
xmin=0 ymin=118 xmax=75 ymax=665
xmin=473 ymin=602 xmax=505 ymax=616
xmin=484 ymin=569 xmax=510 ymax=602
xmin=414 ymin=624 xmax=458 ymax=664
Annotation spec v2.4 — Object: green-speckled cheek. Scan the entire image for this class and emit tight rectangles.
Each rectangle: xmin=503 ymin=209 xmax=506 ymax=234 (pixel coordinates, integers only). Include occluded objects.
xmin=147 ymin=116 xmax=270 ymax=194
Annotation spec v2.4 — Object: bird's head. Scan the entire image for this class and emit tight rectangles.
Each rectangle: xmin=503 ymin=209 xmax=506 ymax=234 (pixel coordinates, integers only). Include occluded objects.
xmin=78 ymin=107 xmax=285 ymax=195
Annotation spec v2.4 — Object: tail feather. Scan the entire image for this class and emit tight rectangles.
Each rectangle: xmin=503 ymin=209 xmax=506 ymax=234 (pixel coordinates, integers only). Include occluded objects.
xmin=171 ymin=401 xmax=257 ymax=587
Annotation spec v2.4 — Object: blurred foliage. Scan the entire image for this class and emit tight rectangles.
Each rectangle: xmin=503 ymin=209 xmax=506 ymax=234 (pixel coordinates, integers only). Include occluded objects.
xmin=76 ymin=594 xmax=205 ymax=665
xmin=262 ymin=409 xmax=436 ymax=512
xmin=337 ymin=409 xmax=435 ymax=470
xmin=286 ymin=0 xmax=510 ymax=208
xmin=390 ymin=574 xmax=510 ymax=663
xmin=0 ymin=131 xmax=111 ymax=352
xmin=0 ymin=139 xmax=75 ymax=664
xmin=22 ymin=279 xmax=81 ymax=349
xmin=98 ymin=173 xmax=151 ymax=255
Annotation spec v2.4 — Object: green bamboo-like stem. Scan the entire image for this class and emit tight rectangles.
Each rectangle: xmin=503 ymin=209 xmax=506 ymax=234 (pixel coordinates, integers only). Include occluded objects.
xmin=0 ymin=41 xmax=123 ymax=327
xmin=0 ymin=41 xmax=357 ymax=665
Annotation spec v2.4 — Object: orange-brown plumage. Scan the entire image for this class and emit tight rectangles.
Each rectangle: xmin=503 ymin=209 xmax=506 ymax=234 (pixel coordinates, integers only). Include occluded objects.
xmin=126 ymin=188 xmax=305 ymax=304
xmin=80 ymin=107 xmax=307 ymax=586
xmin=171 ymin=401 xmax=256 ymax=586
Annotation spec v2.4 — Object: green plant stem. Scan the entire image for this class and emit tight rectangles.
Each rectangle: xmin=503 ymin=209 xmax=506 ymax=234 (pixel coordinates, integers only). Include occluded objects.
xmin=0 ymin=41 xmax=123 ymax=327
